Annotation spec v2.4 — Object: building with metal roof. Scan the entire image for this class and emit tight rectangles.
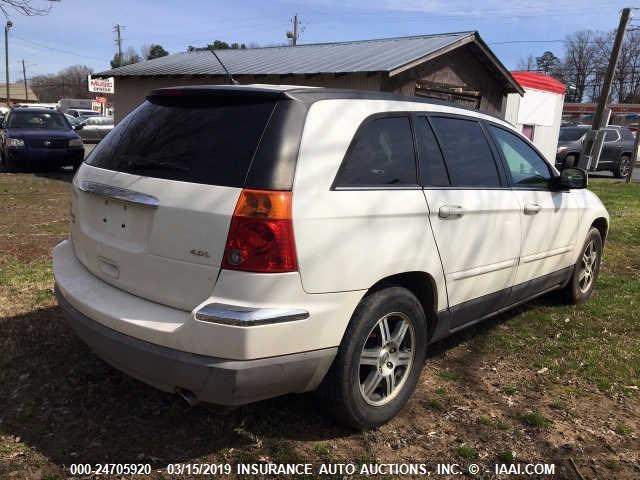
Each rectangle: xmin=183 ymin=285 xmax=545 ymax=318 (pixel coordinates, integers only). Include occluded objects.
xmin=94 ymin=31 xmax=523 ymax=122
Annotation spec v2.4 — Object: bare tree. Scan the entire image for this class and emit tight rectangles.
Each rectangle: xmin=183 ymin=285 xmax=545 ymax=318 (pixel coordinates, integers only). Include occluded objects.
xmin=516 ymin=55 xmax=536 ymax=71
xmin=562 ymin=30 xmax=598 ymax=103
xmin=0 ymin=0 xmax=54 ymax=17
xmin=30 ymin=64 xmax=94 ymax=102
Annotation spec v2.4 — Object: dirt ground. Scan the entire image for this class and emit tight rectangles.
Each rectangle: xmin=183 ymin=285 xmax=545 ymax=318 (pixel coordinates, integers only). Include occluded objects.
xmin=0 ymin=173 xmax=638 ymax=479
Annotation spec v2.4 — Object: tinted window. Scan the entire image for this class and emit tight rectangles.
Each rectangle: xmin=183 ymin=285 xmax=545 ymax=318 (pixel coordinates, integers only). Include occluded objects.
xmin=621 ymin=128 xmax=635 ymax=141
xmin=86 ymin=98 xmax=276 ymax=187
xmin=489 ymin=126 xmax=551 ymax=187
xmin=604 ymin=129 xmax=618 ymax=141
xmin=559 ymin=127 xmax=588 ymax=142
xmin=7 ymin=111 xmax=69 ymax=130
xmin=429 ymin=117 xmax=500 ymax=187
xmin=335 ymin=116 xmax=417 ymax=187
xmin=415 ymin=117 xmax=449 ymax=186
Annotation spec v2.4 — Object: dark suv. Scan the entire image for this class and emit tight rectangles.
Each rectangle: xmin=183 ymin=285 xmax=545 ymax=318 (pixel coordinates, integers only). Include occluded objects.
xmin=0 ymin=107 xmax=84 ymax=172
xmin=556 ymin=125 xmax=636 ymax=178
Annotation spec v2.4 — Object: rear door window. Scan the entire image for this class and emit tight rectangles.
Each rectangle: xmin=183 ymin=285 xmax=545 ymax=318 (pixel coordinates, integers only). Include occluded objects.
xmin=429 ymin=116 xmax=501 ymax=187
xmin=85 ymin=97 xmax=277 ymax=187
xmin=334 ymin=116 xmax=417 ymax=187
xmin=415 ymin=116 xmax=449 ymax=187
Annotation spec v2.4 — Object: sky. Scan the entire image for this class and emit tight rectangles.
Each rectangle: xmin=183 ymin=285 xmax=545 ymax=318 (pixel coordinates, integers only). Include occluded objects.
xmin=3 ymin=0 xmax=639 ymax=82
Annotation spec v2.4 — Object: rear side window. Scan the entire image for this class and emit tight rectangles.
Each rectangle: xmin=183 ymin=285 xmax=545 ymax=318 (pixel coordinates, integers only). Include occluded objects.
xmin=85 ymin=97 xmax=276 ymax=187
xmin=415 ymin=117 xmax=449 ymax=186
xmin=604 ymin=129 xmax=619 ymax=141
xmin=430 ymin=117 xmax=501 ymax=187
xmin=335 ymin=116 xmax=417 ymax=187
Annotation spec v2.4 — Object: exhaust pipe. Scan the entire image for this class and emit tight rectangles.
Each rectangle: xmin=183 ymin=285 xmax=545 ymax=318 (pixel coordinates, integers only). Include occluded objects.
xmin=175 ymin=387 xmax=199 ymax=408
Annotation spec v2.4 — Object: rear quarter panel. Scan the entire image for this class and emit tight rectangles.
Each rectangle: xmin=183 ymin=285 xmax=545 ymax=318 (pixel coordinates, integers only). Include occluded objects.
xmin=292 ymin=99 xmax=448 ymax=311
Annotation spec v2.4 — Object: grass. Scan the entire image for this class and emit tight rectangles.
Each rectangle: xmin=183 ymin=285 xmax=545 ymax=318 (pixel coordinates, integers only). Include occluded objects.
xmin=457 ymin=445 xmax=478 ymax=460
xmin=0 ymin=175 xmax=638 ymax=478
xmin=522 ymin=412 xmax=552 ymax=429
xmin=438 ymin=370 xmax=462 ymax=381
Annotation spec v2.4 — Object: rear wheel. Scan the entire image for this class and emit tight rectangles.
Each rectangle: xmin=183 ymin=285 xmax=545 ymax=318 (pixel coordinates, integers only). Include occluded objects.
xmin=318 ymin=286 xmax=428 ymax=429
xmin=563 ymin=227 xmax=602 ymax=304
xmin=613 ymin=155 xmax=631 ymax=178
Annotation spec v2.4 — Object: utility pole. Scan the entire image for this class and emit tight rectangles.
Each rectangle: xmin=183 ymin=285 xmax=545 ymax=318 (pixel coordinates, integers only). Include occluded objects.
xmin=286 ymin=14 xmax=299 ymax=46
xmin=4 ymin=21 xmax=12 ymax=107
xmin=21 ymin=59 xmax=27 ymax=102
xmin=582 ymin=8 xmax=632 ymax=171
xmin=114 ymin=24 xmax=123 ymax=66
xmin=627 ymin=129 xmax=639 ymax=183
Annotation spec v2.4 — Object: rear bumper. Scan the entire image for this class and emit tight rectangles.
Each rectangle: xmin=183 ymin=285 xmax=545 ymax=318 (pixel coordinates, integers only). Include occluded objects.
xmin=56 ymin=287 xmax=337 ymax=405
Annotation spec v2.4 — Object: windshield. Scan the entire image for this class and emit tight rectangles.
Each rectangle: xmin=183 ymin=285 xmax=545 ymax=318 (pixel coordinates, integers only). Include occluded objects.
xmin=7 ymin=111 xmax=70 ymax=130
xmin=559 ymin=127 xmax=588 ymax=142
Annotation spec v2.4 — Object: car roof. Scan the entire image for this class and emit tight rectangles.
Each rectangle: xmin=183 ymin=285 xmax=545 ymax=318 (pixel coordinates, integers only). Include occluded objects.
xmin=10 ymin=107 xmax=63 ymax=114
xmin=148 ymin=84 xmax=506 ymax=122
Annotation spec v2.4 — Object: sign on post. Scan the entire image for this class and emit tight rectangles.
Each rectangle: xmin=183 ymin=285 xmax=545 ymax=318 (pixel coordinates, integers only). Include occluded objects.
xmin=88 ymin=76 xmax=115 ymax=94
xmin=95 ymin=96 xmax=107 ymax=104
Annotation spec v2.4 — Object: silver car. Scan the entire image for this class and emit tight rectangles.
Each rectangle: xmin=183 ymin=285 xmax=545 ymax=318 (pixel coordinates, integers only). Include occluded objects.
xmin=77 ymin=116 xmax=114 ymax=143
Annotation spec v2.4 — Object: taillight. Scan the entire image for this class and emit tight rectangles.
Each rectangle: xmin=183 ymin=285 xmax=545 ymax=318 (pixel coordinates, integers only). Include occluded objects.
xmin=222 ymin=189 xmax=297 ymax=273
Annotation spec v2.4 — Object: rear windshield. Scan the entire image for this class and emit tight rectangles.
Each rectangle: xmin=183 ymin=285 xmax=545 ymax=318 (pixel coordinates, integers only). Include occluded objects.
xmin=559 ymin=127 xmax=587 ymax=142
xmin=8 ymin=111 xmax=69 ymax=130
xmin=85 ymin=97 xmax=276 ymax=187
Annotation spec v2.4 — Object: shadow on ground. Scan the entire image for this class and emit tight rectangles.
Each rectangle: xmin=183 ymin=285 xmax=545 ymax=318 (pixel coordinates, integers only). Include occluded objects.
xmin=0 ymin=292 xmax=567 ymax=470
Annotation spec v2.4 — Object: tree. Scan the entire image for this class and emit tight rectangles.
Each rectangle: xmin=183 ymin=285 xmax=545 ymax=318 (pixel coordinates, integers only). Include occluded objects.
xmin=536 ymin=51 xmax=561 ymax=76
xmin=562 ymin=31 xmax=598 ymax=103
xmin=30 ymin=65 xmax=95 ymax=102
xmin=147 ymin=44 xmax=169 ymax=59
xmin=0 ymin=0 xmax=54 ymax=17
xmin=187 ymin=40 xmax=247 ymax=52
xmin=516 ymin=55 xmax=536 ymax=71
xmin=110 ymin=46 xmax=141 ymax=68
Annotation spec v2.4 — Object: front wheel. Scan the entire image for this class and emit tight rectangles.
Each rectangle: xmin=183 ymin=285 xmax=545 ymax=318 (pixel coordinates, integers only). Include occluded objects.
xmin=613 ymin=155 xmax=631 ymax=178
xmin=318 ymin=286 xmax=428 ymax=429
xmin=0 ymin=150 xmax=17 ymax=173
xmin=562 ymin=227 xmax=603 ymax=304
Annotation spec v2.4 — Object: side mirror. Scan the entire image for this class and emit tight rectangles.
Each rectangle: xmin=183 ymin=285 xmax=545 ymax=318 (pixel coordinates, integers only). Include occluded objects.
xmin=555 ymin=167 xmax=587 ymax=190
xmin=73 ymin=123 xmax=83 ymax=131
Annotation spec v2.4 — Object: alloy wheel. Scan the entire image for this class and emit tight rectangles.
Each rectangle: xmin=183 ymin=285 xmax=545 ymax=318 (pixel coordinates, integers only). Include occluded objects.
xmin=358 ymin=312 xmax=415 ymax=406
xmin=578 ymin=240 xmax=598 ymax=293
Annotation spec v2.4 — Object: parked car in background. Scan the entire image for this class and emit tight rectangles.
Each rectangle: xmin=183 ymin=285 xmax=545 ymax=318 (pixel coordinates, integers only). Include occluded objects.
xmin=77 ymin=115 xmax=114 ymax=143
xmin=53 ymin=85 xmax=609 ymax=429
xmin=66 ymin=108 xmax=101 ymax=118
xmin=0 ymin=107 xmax=84 ymax=172
xmin=627 ymin=123 xmax=638 ymax=135
xmin=64 ymin=113 xmax=84 ymax=128
xmin=556 ymin=125 xmax=636 ymax=177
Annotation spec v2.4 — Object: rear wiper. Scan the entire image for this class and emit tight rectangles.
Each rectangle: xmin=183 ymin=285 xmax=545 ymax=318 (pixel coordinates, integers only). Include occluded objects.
xmin=117 ymin=157 xmax=190 ymax=173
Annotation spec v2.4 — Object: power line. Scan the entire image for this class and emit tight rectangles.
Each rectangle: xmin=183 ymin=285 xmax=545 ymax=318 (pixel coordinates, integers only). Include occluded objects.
xmin=11 ymin=34 xmax=105 ymax=62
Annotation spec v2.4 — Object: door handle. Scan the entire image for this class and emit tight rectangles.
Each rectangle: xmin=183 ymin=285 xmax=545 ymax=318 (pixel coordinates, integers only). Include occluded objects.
xmin=439 ymin=205 xmax=465 ymax=219
xmin=524 ymin=203 xmax=542 ymax=215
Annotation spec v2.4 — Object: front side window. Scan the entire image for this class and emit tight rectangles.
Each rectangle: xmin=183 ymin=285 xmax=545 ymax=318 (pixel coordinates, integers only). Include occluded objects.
xmin=335 ymin=116 xmax=417 ymax=187
xmin=429 ymin=116 xmax=501 ymax=187
xmin=489 ymin=125 xmax=552 ymax=188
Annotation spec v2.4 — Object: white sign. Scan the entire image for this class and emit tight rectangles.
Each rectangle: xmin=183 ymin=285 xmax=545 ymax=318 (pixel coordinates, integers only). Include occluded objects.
xmin=88 ymin=76 xmax=114 ymax=94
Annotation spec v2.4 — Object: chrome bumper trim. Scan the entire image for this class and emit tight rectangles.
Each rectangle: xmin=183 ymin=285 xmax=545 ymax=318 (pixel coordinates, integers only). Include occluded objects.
xmin=195 ymin=303 xmax=309 ymax=326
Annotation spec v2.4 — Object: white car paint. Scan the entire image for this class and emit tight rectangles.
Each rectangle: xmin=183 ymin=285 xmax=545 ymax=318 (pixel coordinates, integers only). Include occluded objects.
xmin=54 ymin=91 xmax=609 ymax=368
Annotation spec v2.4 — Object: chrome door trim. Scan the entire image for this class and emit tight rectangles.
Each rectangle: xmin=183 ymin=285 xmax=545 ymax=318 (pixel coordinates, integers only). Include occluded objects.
xmin=77 ymin=180 xmax=159 ymax=209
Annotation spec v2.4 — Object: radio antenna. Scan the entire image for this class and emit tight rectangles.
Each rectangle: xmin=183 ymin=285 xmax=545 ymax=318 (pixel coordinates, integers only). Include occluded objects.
xmin=208 ymin=47 xmax=238 ymax=85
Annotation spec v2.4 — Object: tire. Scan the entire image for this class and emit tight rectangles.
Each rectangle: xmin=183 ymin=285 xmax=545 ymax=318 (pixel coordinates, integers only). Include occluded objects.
xmin=0 ymin=151 xmax=17 ymax=173
xmin=613 ymin=155 xmax=631 ymax=178
xmin=318 ymin=286 xmax=428 ymax=429
xmin=562 ymin=227 xmax=603 ymax=304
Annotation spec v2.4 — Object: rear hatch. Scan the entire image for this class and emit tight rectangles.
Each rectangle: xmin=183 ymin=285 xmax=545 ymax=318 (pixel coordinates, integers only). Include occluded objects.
xmin=70 ymin=89 xmax=283 ymax=311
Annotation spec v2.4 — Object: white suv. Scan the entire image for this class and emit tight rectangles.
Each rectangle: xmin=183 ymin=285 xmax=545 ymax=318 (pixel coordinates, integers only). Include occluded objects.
xmin=53 ymin=85 xmax=609 ymax=429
